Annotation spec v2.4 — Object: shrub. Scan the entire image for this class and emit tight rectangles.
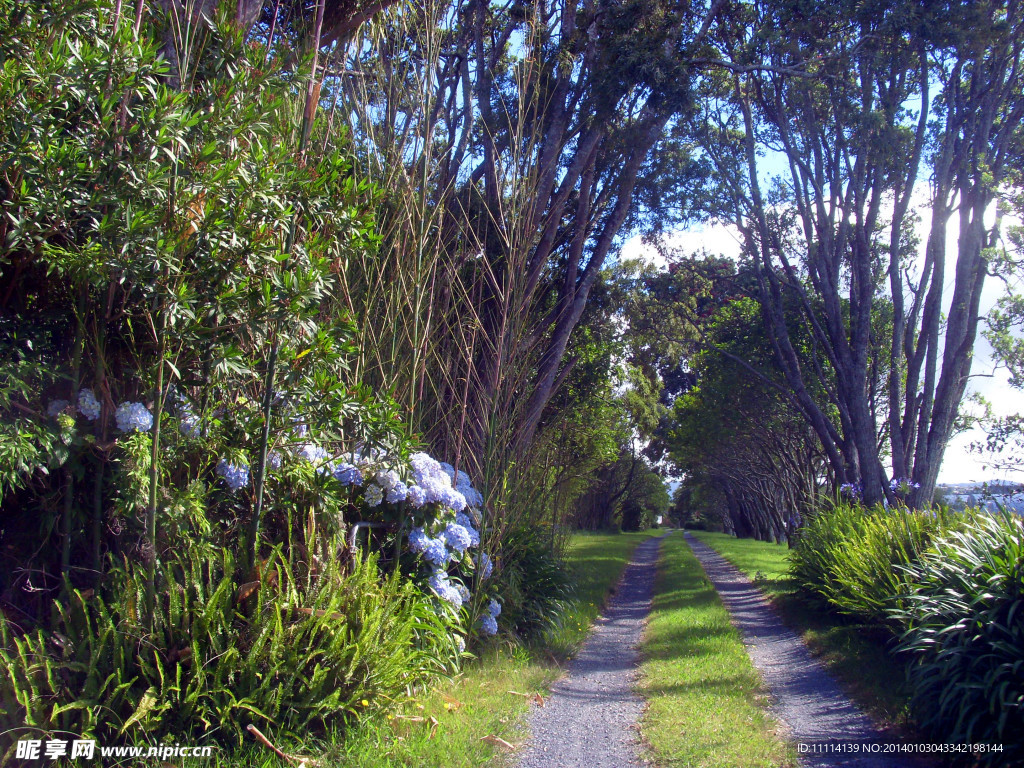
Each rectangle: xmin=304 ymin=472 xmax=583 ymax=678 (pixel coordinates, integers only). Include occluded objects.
xmin=497 ymin=525 xmax=573 ymax=640
xmin=890 ymin=513 xmax=1024 ymax=765
xmin=789 ymin=501 xmax=962 ymax=626
xmin=0 ymin=544 xmax=458 ymax=757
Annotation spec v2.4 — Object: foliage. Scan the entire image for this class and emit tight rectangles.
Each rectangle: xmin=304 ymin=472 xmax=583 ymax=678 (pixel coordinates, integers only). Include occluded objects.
xmin=0 ymin=546 xmax=456 ymax=756
xmin=891 ymin=513 xmax=1024 ymax=764
xmin=789 ymin=501 xmax=964 ymax=626
xmin=667 ymin=293 xmax=826 ymax=542
xmin=495 ymin=526 xmax=573 ymax=641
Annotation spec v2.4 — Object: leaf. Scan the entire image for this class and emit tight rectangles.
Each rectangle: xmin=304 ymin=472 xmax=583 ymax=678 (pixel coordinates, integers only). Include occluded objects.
xmin=120 ymin=686 xmax=158 ymax=734
xmin=480 ymin=735 xmax=515 ymax=750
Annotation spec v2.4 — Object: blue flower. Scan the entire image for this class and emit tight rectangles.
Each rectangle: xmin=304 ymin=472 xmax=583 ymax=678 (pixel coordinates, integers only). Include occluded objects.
xmin=428 ymin=571 xmax=463 ymax=607
xmin=488 ymin=599 xmax=501 ymax=617
xmin=77 ymin=389 xmax=101 ymax=421
xmin=408 ymin=527 xmax=430 ymax=553
xmin=455 ymin=513 xmax=481 ymax=546
xmin=479 ymin=614 xmax=498 ymax=636
xmin=839 ymin=482 xmax=862 ymax=500
xmin=386 ymin=481 xmax=409 ymax=504
xmin=456 ymin=470 xmax=484 ymax=508
xmin=455 ymin=583 xmax=471 ymax=603
xmin=889 ymin=477 xmax=921 ymax=494
xmin=115 ymin=402 xmax=153 ymax=433
xmin=444 ymin=522 xmax=472 ymax=554
xmin=217 ymin=458 xmax=250 ymax=491
xmin=440 ymin=487 xmax=468 ymax=513
xmin=423 ymin=537 xmax=450 ymax=567
xmin=267 ymin=451 xmax=282 ymax=470
xmin=333 ymin=462 xmax=363 ymax=486
xmin=406 ymin=485 xmax=427 ymax=507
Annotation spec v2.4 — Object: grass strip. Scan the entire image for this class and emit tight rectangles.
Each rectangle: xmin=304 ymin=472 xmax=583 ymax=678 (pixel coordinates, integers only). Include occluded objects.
xmin=187 ymin=529 xmax=662 ymax=767
xmin=687 ymin=530 xmax=913 ymax=728
xmin=639 ymin=533 xmax=796 ymax=768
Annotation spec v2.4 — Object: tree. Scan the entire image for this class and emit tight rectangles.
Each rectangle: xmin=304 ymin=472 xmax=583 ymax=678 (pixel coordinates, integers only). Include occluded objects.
xmin=693 ymin=0 xmax=1024 ymax=505
xmin=334 ymin=0 xmax=724 ymax=488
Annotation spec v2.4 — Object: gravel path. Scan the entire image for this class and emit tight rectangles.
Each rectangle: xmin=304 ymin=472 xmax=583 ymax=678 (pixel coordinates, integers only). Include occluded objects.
xmin=516 ymin=534 xmax=665 ymax=768
xmin=684 ymin=532 xmax=927 ymax=768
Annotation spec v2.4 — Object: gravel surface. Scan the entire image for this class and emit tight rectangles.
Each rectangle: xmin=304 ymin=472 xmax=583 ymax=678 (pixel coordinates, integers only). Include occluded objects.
xmin=516 ymin=534 xmax=665 ymax=768
xmin=684 ymin=533 xmax=929 ymax=768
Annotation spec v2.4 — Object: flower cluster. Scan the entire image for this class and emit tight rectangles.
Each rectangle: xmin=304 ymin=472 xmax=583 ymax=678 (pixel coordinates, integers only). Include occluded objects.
xmin=428 ymin=570 xmax=465 ymax=608
xmin=889 ymin=477 xmax=921 ymax=495
xmin=115 ymin=401 xmax=153 ymax=433
xmin=78 ymin=389 xmax=101 ymax=421
xmin=216 ymin=458 xmax=250 ymax=491
xmin=839 ymin=482 xmax=863 ymax=500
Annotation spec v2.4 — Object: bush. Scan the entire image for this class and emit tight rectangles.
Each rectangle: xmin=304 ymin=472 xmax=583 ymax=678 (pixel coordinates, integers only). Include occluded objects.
xmin=0 ymin=544 xmax=458 ymax=757
xmin=890 ymin=513 xmax=1024 ymax=765
xmin=789 ymin=501 xmax=962 ymax=626
xmin=497 ymin=526 xmax=573 ymax=640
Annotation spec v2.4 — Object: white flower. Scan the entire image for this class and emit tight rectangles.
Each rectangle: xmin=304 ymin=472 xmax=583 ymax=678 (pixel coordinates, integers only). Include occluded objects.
xmin=364 ymin=483 xmax=384 ymax=507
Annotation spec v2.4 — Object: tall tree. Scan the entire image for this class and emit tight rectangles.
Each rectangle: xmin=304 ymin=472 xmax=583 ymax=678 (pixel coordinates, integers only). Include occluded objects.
xmin=335 ymin=0 xmax=722 ymax=483
xmin=695 ymin=0 xmax=1024 ymax=505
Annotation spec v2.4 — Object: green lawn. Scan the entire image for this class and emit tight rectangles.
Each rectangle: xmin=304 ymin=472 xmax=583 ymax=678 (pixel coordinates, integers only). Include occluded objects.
xmin=687 ymin=530 xmax=914 ymax=729
xmin=639 ymin=534 xmax=796 ymax=767
xmin=187 ymin=529 xmax=662 ymax=767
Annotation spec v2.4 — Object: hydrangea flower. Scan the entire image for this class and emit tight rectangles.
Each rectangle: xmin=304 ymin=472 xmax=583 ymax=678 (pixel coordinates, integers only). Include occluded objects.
xmin=444 ymin=522 xmax=472 ymax=554
xmin=267 ymin=451 xmax=283 ymax=470
xmin=291 ymin=417 xmax=309 ymax=438
xmin=423 ymin=537 xmax=450 ymax=567
xmin=364 ymin=483 xmax=384 ymax=507
xmin=46 ymin=399 xmax=70 ymax=418
xmin=408 ymin=527 xmax=430 ymax=553
xmin=115 ymin=402 xmax=153 ymax=433
xmin=440 ymin=486 xmax=468 ymax=512
xmin=476 ymin=552 xmax=493 ymax=580
xmin=77 ymin=389 xmax=101 ymax=421
xmin=479 ymin=614 xmax=498 ymax=636
xmin=455 ymin=583 xmax=471 ymax=603
xmin=375 ymin=468 xmax=401 ymax=491
xmin=455 ymin=512 xmax=481 ymax=546
xmin=439 ymin=461 xmax=455 ymax=480
xmin=406 ymin=484 xmax=427 ymax=507
xmin=386 ymin=481 xmax=409 ymax=504
xmin=217 ymin=458 xmax=250 ymax=491
xmin=488 ymin=599 xmax=501 ymax=618
xmin=454 ymin=635 xmax=466 ymax=654
xmin=456 ymin=470 xmax=484 ymax=508
xmin=428 ymin=571 xmax=463 ymax=607
xmin=333 ymin=462 xmax=363 ymax=486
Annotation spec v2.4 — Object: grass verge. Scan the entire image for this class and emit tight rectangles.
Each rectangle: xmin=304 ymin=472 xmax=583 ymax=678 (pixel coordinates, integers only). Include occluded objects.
xmin=687 ymin=530 xmax=914 ymax=729
xmin=185 ymin=529 xmax=662 ymax=767
xmin=639 ymin=533 xmax=796 ymax=768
